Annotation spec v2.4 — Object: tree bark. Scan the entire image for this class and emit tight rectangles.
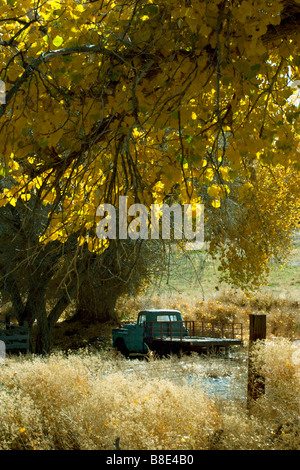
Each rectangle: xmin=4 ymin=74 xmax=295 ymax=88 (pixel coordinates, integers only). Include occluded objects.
xmin=22 ymin=283 xmax=48 ymax=354
xmin=2 ymin=275 xmax=25 ymax=324
xmin=74 ymin=281 xmax=119 ymax=323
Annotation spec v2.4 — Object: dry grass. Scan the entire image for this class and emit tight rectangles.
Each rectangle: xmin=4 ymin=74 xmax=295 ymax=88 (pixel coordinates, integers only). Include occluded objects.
xmin=0 ymin=338 xmax=299 ymax=450
xmin=115 ymin=289 xmax=300 ymax=340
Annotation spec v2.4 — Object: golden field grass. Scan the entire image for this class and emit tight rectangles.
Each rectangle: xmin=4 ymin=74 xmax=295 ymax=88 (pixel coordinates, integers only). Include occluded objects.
xmin=115 ymin=289 xmax=300 ymax=341
xmin=0 ymin=338 xmax=299 ymax=450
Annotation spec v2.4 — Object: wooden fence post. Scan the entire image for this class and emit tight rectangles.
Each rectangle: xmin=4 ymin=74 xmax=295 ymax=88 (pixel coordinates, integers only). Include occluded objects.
xmin=247 ymin=313 xmax=266 ymax=408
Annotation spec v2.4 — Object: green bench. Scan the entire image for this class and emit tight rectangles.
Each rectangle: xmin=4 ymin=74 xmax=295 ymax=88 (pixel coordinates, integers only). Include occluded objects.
xmin=0 ymin=321 xmax=30 ymax=353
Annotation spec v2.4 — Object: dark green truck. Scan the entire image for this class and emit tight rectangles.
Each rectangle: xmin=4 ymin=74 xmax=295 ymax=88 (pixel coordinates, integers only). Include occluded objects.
xmin=112 ymin=309 xmax=243 ymax=357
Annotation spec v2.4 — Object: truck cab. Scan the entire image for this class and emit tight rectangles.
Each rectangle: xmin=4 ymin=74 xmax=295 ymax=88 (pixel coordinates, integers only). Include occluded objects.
xmin=137 ymin=309 xmax=187 ymax=339
xmin=112 ymin=309 xmax=186 ymax=356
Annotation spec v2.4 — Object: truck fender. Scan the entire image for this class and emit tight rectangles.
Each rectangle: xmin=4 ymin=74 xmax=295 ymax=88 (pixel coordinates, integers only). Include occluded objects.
xmin=114 ymin=337 xmax=129 ymax=358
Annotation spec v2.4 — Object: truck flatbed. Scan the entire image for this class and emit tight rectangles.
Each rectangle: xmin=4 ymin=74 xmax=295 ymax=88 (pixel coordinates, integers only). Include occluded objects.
xmin=146 ymin=335 xmax=242 ymax=355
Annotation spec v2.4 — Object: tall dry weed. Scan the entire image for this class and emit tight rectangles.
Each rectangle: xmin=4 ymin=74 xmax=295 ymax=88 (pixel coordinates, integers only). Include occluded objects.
xmin=0 ymin=352 xmax=220 ymax=450
xmin=0 ymin=338 xmax=299 ymax=450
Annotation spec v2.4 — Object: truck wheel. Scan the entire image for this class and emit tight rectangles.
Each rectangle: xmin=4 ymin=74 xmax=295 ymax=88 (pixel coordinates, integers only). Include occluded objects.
xmin=115 ymin=338 xmax=129 ymax=358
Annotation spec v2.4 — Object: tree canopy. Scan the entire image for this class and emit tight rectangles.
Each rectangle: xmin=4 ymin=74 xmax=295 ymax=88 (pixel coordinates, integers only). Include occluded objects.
xmin=0 ymin=0 xmax=300 ymax=289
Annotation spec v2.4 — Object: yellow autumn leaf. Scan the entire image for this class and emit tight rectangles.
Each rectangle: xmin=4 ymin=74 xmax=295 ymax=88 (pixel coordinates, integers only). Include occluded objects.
xmin=207 ymin=185 xmax=220 ymax=199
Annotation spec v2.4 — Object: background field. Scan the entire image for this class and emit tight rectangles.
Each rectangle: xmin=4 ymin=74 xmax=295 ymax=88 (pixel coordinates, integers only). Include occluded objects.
xmin=50 ymin=233 xmax=300 ymax=350
xmin=145 ymin=232 xmax=300 ymax=301
xmin=113 ymin=233 xmax=300 ymax=341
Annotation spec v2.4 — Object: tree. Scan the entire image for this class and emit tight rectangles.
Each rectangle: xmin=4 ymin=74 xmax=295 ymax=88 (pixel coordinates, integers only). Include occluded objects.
xmin=73 ymin=238 xmax=167 ymax=324
xmin=0 ymin=183 xmax=94 ymax=353
xmin=0 ymin=180 xmax=166 ymax=353
xmin=204 ymin=164 xmax=300 ymax=288
xmin=0 ymin=0 xmax=299 ymax=303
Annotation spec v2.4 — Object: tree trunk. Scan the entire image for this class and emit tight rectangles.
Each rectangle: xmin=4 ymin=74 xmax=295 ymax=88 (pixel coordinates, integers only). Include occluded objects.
xmin=35 ymin=311 xmax=51 ymax=355
xmin=3 ymin=276 xmax=25 ymax=325
xmin=23 ymin=284 xmax=50 ymax=355
xmin=74 ymin=281 xmax=119 ymax=324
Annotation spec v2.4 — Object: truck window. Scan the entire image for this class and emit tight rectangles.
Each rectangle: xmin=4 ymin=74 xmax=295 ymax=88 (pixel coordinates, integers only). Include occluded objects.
xmin=157 ymin=314 xmax=178 ymax=322
xmin=138 ymin=314 xmax=147 ymax=325
xmin=157 ymin=315 xmax=170 ymax=322
xmin=169 ymin=315 xmax=178 ymax=322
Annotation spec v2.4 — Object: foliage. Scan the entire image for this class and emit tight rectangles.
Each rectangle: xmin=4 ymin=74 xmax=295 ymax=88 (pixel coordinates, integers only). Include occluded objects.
xmin=0 ymin=187 xmax=98 ymax=352
xmin=0 ymin=0 xmax=300 ymax=288
xmin=207 ymin=164 xmax=300 ymax=287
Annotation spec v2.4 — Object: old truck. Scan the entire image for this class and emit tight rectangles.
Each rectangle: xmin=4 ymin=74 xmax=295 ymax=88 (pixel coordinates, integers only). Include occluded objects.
xmin=112 ymin=309 xmax=243 ymax=357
